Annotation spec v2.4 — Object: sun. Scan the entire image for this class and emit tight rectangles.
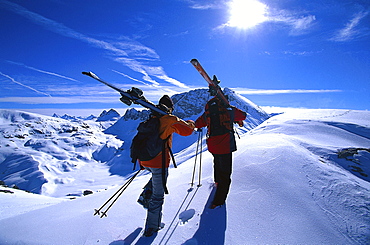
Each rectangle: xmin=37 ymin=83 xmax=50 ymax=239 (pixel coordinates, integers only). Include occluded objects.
xmin=227 ymin=0 xmax=268 ymax=29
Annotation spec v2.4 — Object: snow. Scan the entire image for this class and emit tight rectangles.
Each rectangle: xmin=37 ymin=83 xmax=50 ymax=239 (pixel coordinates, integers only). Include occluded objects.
xmin=0 ymin=105 xmax=369 ymax=244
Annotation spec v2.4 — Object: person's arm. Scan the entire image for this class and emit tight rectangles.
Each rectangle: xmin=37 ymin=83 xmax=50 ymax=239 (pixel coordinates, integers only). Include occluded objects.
xmin=160 ymin=115 xmax=195 ymax=138
xmin=195 ymin=113 xmax=207 ymax=129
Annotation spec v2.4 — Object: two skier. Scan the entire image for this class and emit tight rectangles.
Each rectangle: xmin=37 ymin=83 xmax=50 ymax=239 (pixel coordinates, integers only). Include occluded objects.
xmin=138 ymin=95 xmax=246 ymax=236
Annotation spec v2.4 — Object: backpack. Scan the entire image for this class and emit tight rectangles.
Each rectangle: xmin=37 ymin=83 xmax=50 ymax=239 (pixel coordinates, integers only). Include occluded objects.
xmin=130 ymin=115 xmax=176 ymax=167
xmin=130 ymin=116 xmax=164 ymax=164
xmin=130 ymin=115 xmax=175 ymax=194
xmin=205 ymin=99 xmax=234 ymax=137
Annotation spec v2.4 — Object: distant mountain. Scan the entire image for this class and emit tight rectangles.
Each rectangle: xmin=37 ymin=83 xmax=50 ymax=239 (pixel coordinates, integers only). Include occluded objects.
xmin=96 ymin=109 xmax=120 ymax=122
xmin=52 ymin=113 xmax=97 ymax=121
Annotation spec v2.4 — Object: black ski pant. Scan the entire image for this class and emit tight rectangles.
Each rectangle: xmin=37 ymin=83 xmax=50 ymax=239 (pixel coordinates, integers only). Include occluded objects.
xmin=212 ymin=153 xmax=232 ymax=206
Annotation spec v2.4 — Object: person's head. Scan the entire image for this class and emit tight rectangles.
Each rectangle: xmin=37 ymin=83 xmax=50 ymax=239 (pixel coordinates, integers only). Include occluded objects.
xmin=158 ymin=95 xmax=174 ymax=114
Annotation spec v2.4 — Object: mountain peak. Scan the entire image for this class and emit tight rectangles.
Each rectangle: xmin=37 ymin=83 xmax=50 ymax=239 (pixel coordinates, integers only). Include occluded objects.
xmin=96 ymin=109 xmax=121 ymax=122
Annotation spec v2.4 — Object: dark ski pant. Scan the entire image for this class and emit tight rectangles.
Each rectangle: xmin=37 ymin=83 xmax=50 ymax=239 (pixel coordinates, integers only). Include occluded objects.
xmin=212 ymin=153 xmax=232 ymax=206
xmin=143 ymin=167 xmax=168 ymax=231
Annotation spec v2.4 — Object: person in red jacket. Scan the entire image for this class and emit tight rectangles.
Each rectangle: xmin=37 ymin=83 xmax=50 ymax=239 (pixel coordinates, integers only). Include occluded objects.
xmin=139 ymin=95 xmax=195 ymax=237
xmin=195 ymin=97 xmax=246 ymax=209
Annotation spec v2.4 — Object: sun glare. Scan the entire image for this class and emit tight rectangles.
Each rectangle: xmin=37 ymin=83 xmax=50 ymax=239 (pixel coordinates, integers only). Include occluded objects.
xmin=228 ymin=0 xmax=268 ymax=29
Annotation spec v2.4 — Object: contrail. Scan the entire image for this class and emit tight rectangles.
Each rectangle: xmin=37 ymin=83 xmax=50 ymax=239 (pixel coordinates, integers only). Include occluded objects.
xmin=0 ymin=71 xmax=52 ymax=97
xmin=7 ymin=61 xmax=79 ymax=82
xmin=111 ymin=69 xmax=152 ymax=86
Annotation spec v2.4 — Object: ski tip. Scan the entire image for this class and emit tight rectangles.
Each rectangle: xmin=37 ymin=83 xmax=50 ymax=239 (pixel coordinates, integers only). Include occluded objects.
xmin=190 ymin=59 xmax=199 ymax=65
xmin=82 ymin=71 xmax=98 ymax=79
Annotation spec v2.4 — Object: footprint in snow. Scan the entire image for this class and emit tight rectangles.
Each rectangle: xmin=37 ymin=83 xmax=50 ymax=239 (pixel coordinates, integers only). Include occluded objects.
xmin=179 ymin=209 xmax=195 ymax=224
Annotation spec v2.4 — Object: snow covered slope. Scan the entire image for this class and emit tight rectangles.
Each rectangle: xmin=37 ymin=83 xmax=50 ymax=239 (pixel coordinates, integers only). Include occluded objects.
xmin=0 ymin=109 xmax=124 ymax=197
xmin=0 ymin=108 xmax=369 ymax=244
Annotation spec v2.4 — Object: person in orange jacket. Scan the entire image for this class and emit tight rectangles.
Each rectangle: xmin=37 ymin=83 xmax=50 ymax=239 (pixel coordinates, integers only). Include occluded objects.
xmin=139 ymin=95 xmax=195 ymax=237
xmin=195 ymin=96 xmax=246 ymax=209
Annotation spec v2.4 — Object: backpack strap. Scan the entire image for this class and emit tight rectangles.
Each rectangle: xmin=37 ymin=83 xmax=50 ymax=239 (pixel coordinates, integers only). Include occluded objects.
xmin=162 ymin=137 xmax=169 ymax=194
xmin=161 ymin=135 xmax=177 ymax=194
xmin=168 ymin=144 xmax=176 ymax=168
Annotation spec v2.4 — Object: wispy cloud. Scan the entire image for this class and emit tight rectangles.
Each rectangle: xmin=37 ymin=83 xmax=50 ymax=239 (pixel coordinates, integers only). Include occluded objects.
xmin=114 ymin=57 xmax=188 ymax=88
xmin=0 ymin=71 xmax=52 ymax=97
xmin=184 ymin=0 xmax=223 ymax=10
xmin=260 ymin=50 xmax=319 ymax=57
xmin=267 ymin=9 xmax=316 ymax=36
xmin=0 ymin=1 xmax=127 ymax=56
xmin=0 ymin=83 xmax=192 ymax=105
xmin=111 ymin=69 xmax=150 ymax=86
xmin=1 ymin=0 xmax=187 ymax=88
xmin=0 ymin=96 xmax=116 ymax=104
xmin=233 ymin=88 xmax=341 ymax=95
xmin=6 ymin=61 xmax=79 ymax=82
xmin=330 ymin=11 xmax=369 ymax=42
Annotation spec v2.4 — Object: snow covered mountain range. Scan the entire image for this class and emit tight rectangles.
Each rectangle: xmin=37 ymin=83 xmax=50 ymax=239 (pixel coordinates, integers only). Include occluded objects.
xmin=0 ymin=88 xmax=369 ymax=244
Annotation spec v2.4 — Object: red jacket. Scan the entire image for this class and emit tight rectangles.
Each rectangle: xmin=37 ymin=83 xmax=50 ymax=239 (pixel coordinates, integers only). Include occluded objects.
xmin=195 ymin=99 xmax=246 ymax=154
xmin=140 ymin=114 xmax=195 ymax=168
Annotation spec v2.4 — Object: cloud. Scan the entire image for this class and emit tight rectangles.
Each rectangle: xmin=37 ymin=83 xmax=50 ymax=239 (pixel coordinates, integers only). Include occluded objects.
xmin=268 ymin=9 xmax=316 ymax=35
xmin=0 ymin=96 xmax=117 ymax=104
xmin=114 ymin=57 xmax=161 ymax=86
xmin=0 ymin=71 xmax=52 ymax=97
xmin=330 ymin=11 xmax=369 ymax=42
xmin=0 ymin=83 xmax=192 ymax=105
xmin=115 ymin=57 xmax=188 ymax=88
xmin=6 ymin=61 xmax=79 ymax=82
xmin=0 ymin=1 xmax=127 ymax=56
xmin=233 ymin=88 xmax=342 ymax=95
xmin=1 ymin=0 xmax=186 ymax=88
xmin=111 ymin=69 xmax=150 ymax=86
xmin=184 ymin=0 xmax=223 ymax=10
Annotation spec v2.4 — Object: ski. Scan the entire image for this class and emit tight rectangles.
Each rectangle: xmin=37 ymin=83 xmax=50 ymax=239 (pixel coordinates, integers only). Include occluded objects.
xmin=82 ymin=71 xmax=167 ymax=116
xmin=190 ymin=59 xmax=230 ymax=107
xmin=191 ymin=59 xmax=245 ymax=127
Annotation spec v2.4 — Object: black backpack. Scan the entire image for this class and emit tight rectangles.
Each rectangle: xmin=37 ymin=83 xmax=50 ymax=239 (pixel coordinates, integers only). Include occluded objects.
xmin=130 ymin=115 xmax=176 ymax=194
xmin=130 ymin=116 xmax=163 ymax=164
xmin=206 ymin=99 xmax=234 ymax=136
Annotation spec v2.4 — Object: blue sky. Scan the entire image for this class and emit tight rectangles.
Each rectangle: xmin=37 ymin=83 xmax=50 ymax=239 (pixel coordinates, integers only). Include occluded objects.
xmin=0 ymin=0 xmax=369 ymax=116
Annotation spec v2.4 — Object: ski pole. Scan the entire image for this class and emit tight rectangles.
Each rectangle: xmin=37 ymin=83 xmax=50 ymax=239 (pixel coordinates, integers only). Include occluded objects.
xmin=191 ymin=129 xmax=203 ymax=187
xmin=94 ymin=169 xmax=142 ymax=217
xmin=99 ymin=169 xmax=142 ymax=218
xmin=198 ymin=129 xmax=203 ymax=187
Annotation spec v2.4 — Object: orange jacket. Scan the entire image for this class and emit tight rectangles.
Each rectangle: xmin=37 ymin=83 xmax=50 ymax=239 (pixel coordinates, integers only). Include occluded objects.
xmin=139 ymin=114 xmax=195 ymax=168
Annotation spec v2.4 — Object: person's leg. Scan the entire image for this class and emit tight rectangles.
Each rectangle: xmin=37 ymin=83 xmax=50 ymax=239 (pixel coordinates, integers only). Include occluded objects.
xmin=137 ymin=178 xmax=153 ymax=209
xmin=144 ymin=167 xmax=168 ymax=236
xmin=213 ymin=154 xmax=221 ymax=184
xmin=211 ymin=153 xmax=232 ymax=207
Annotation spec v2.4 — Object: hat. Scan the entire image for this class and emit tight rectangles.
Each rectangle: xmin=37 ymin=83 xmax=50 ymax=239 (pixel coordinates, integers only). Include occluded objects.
xmin=159 ymin=95 xmax=174 ymax=109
